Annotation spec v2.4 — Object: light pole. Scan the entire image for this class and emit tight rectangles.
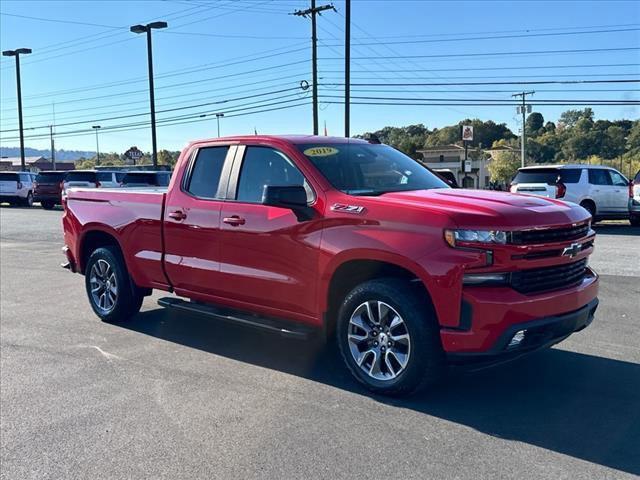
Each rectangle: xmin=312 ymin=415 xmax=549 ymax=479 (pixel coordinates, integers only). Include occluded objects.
xmin=92 ymin=125 xmax=101 ymax=166
xmin=130 ymin=21 xmax=167 ymax=169
xmin=2 ymin=48 xmax=32 ymax=172
xmin=215 ymin=113 xmax=224 ymax=137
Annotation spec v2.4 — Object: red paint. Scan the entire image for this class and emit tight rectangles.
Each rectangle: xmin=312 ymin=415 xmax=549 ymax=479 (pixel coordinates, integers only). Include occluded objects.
xmin=63 ymin=135 xmax=598 ymax=354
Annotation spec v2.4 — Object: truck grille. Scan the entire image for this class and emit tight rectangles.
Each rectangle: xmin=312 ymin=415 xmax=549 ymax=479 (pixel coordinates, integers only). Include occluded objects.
xmin=510 ymin=223 xmax=589 ymax=245
xmin=510 ymin=259 xmax=588 ymax=294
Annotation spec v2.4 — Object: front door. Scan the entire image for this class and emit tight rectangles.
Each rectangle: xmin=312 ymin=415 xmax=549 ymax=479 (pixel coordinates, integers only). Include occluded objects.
xmin=607 ymin=170 xmax=630 ymax=213
xmin=217 ymin=145 xmax=322 ymax=320
xmin=163 ymin=145 xmax=232 ymax=298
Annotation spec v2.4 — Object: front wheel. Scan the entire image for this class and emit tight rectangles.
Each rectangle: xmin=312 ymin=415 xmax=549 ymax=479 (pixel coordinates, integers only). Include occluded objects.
xmin=336 ymin=278 xmax=445 ymax=396
xmin=41 ymin=201 xmax=55 ymax=210
xmin=85 ymin=246 xmax=144 ymax=323
xmin=23 ymin=192 xmax=33 ymax=207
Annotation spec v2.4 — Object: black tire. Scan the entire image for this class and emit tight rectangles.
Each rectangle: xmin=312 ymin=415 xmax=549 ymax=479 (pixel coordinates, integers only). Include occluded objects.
xmin=580 ymin=200 xmax=596 ymax=220
xmin=84 ymin=246 xmax=144 ymax=323
xmin=336 ymin=278 xmax=445 ymax=396
xmin=41 ymin=201 xmax=55 ymax=210
xmin=23 ymin=192 xmax=33 ymax=207
xmin=631 ymin=215 xmax=640 ymax=226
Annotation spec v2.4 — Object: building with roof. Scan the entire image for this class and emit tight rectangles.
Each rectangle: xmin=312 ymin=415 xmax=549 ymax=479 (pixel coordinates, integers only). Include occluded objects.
xmin=0 ymin=156 xmax=75 ymax=172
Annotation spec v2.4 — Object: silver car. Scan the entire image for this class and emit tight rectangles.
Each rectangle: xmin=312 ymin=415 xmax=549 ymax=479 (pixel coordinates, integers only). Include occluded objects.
xmin=630 ymin=170 xmax=640 ymax=226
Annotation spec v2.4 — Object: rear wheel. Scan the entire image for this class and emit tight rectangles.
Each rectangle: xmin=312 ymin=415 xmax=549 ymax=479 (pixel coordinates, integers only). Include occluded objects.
xmin=631 ymin=215 xmax=640 ymax=226
xmin=580 ymin=200 xmax=596 ymax=220
xmin=41 ymin=201 xmax=55 ymax=210
xmin=336 ymin=278 xmax=445 ymax=396
xmin=84 ymin=246 xmax=144 ymax=323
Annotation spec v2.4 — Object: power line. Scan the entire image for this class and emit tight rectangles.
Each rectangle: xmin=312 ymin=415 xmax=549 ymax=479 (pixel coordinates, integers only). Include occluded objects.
xmin=323 ymin=79 xmax=640 ymax=86
xmin=321 ymin=63 xmax=640 ymax=74
xmin=0 ymin=87 xmax=308 ymax=132
xmin=0 ymin=12 xmax=121 ymax=28
xmin=323 ymin=46 xmax=640 ymax=60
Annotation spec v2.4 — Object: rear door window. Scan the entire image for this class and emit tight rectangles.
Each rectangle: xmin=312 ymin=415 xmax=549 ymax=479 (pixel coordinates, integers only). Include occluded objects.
xmin=588 ymin=169 xmax=612 ymax=186
xmin=185 ymin=146 xmax=229 ymax=199
xmin=19 ymin=173 xmax=31 ymax=182
xmin=559 ymin=169 xmax=582 ymax=183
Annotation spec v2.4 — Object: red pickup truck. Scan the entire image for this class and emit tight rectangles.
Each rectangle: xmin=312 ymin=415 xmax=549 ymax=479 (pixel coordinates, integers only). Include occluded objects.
xmin=62 ymin=135 xmax=598 ymax=395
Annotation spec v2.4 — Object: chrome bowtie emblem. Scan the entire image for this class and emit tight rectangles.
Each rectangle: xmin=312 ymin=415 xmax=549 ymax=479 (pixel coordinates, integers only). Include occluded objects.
xmin=562 ymin=242 xmax=581 ymax=258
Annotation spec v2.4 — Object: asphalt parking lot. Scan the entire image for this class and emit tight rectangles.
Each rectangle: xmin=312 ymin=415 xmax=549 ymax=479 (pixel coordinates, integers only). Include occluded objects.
xmin=1 ymin=206 xmax=639 ymax=480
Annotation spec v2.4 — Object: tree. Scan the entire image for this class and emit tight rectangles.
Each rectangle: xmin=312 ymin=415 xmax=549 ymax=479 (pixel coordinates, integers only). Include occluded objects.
xmin=525 ymin=112 xmax=544 ymax=136
xmin=559 ymin=108 xmax=594 ymax=128
xmin=488 ymin=150 xmax=520 ymax=185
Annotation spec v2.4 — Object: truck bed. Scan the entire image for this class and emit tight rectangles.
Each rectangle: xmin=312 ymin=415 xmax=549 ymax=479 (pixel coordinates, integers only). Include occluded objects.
xmin=64 ymin=187 xmax=169 ymax=289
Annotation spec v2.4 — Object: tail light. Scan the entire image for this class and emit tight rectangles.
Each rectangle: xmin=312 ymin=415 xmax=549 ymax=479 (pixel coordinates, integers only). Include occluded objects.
xmin=556 ymin=182 xmax=566 ymax=198
xmin=17 ymin=181 xmax=23 ymax=189
xmin=33 ymin=181 xmax=39 ymax=189
xmin=95 ymin=181 xmax=101 ymax=188
xmin=59 ymin=181 xmax=64 ymax=191
xmin=630 ymin=180 xmax=634 ymax=199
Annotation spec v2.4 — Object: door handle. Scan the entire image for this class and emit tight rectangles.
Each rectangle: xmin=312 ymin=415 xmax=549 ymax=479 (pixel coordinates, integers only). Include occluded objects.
xmin=223 ymin=215 xmax=246 ymax=226
xmin=168 ymin=210 xmax=187 ymax=221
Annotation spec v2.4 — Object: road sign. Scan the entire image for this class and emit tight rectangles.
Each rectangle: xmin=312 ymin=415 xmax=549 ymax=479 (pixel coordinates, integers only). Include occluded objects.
xmin=461 ymin=125 xmax=473 ymax=142
xmin=124 ymin=146 xmax=144 ymax=164
xmin=464 ymin=160 xmax=472 ymax=173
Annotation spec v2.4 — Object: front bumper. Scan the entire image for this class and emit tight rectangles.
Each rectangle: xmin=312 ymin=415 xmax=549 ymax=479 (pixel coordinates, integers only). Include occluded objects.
xmin=441 ymin=267 xmax=599 ymax=358
xmin=447 ymin=297 xmax=598 ymax=364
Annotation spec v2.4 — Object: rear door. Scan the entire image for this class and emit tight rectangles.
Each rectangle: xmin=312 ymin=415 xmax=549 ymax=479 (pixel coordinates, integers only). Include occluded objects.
xmin=163 ymin=144 xmax=233 ymax=298
xmin=217 ymin=144 xmax=321 ymax=320
xmin=607 ymin=170 xmax=630 ymax=213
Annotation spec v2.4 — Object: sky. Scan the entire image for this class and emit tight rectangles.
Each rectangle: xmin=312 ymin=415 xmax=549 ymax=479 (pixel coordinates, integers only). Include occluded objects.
xmin=0 ymin=0 xmax=639 ymax=155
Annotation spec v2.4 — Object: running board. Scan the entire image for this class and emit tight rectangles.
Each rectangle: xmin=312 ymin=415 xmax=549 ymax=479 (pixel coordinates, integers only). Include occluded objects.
xmin=157 ymin=297 xmax=315 ymax=340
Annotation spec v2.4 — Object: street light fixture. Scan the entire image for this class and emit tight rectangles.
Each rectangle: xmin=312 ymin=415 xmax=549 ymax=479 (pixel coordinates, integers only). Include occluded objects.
xmin=215 ymin=113 xmax=224 ymax=138
xmin=130 ymin=21 xmax=167 ymax=168
xmin=92 ymin=126 xmax=101 ymax=166
xmin=2 ymin=48 xmax=32 ymax=172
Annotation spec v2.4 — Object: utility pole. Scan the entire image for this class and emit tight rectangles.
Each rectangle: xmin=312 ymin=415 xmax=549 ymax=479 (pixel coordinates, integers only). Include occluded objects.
xmin=92 ymin=125 xmax=101 ymax=166
xmin=216 ymin=113 xmax=224 ymax=138
xmin=49 ymin=125 xmax=56 ymax=170
xmin=512 ymin=91 xmax=534 ymax=168
xmin=292 ymin=2 xmax=335 ymax=135
xmin=131 ymin=21 xmax=168 ymax=168
xmin=2 ymin=48 xmax=32 ymax=172
xmin=344 ymin=0 xmax=350 ymax=138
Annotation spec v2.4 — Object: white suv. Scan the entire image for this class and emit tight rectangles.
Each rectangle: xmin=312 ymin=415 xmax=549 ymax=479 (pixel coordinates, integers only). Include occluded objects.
xmin=0 ymin=171 xmax=36 ymax=207
xmin=510 ymin=165 xmax=630 ymax=221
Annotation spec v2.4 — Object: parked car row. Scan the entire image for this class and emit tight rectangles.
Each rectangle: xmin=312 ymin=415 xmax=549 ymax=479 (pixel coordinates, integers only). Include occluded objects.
xmin=510 ymin=164 xmax=639 ymax=224
xmin=0 ymin=169 xmax=172 ymax=209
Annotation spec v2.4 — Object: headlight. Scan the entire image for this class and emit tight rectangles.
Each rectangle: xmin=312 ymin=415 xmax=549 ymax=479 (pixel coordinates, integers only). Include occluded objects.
xmin=444 ymin=229 xmax=507 ymax=247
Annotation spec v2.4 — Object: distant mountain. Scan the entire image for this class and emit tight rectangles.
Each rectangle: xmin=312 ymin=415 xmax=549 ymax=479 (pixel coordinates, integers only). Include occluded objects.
xmin=0 ymin=147 xmax=95 ymax=161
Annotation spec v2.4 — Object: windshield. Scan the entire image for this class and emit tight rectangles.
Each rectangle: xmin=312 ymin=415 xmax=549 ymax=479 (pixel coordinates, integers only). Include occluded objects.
xmin=297 ymin=143 xmax=449 ymax=195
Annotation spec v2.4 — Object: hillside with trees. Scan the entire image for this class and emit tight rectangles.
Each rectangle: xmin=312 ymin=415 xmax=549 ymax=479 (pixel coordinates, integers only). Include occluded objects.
xmin=360 ymin=109 xmax=640 ymax=185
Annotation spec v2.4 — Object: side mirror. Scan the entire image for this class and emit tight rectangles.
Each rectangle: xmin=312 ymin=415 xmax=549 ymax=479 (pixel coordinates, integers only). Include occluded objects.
xmin=262 ymin=185 xmax=315 ymax=221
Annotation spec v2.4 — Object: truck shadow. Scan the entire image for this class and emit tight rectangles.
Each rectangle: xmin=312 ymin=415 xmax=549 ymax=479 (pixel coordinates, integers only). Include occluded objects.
xmin=125 ymin=308 xmax=640 ymax=476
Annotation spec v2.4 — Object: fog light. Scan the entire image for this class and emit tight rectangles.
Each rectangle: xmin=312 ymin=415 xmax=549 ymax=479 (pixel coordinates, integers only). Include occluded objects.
xmin=508 ymin=329 xmax=527 ymax=348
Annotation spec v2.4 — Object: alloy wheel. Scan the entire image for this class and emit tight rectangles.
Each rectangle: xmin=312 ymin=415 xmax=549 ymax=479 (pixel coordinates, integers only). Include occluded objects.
xmin=347 ymin=300 xmax=411 ymax=381
xmin=89 ymin=259 xmax=118 ymax=314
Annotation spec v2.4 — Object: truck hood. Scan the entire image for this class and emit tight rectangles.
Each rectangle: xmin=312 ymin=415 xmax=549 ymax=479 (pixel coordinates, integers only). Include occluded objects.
xmin=375 ymin=188 xmax=589 ymax=229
